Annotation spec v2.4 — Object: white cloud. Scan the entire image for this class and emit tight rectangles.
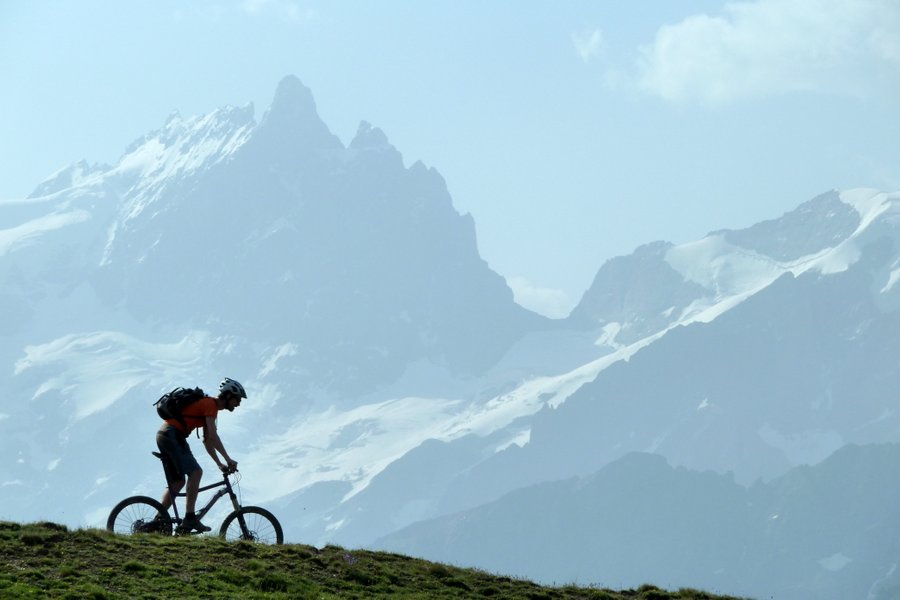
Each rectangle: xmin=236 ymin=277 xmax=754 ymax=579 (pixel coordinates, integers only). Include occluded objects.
xmin=572 ymin=28 xmax=603 ymax=64
xmin=506 ymin=276 xmax=574 ymax=319
xmin=637 ymin=0 xmax=900 ymax=104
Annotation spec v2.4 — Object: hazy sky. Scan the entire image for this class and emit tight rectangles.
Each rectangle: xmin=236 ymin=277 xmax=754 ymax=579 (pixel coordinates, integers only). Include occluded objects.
xmin=2 ymin=1 xmax=899 ymax=316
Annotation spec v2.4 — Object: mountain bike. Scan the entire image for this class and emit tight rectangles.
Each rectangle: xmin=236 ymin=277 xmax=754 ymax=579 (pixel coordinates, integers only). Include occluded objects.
xmin=106 ymin=451 xmax=283 ymax=544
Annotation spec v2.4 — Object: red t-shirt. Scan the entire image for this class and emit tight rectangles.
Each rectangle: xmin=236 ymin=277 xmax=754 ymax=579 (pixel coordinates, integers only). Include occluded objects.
xmin=166 ymin=396 xmax=219 ymax=436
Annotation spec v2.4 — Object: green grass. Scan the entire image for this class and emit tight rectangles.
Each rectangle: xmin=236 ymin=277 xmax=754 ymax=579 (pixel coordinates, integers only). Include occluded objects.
xmin=0 ymin=521 xmax=750 ymax=599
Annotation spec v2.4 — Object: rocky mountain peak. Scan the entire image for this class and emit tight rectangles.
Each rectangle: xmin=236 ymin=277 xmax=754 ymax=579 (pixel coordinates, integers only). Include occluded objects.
xmin=253 ymin=75 xmax=343 ymax=158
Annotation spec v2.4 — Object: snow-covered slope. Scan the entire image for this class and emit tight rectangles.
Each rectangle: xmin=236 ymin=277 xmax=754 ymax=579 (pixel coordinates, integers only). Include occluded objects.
xmin=569 ymin=189 xmax=897 ymax=342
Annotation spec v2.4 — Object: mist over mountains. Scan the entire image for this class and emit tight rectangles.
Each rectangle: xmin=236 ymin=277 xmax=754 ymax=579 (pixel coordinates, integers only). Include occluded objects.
xmin=2 ymin=75 xmax=899 ymax=600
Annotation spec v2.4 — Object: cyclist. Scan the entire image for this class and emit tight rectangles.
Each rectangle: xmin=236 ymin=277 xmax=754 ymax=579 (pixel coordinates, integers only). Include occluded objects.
xmin=155 ymin=378 xmax=246 ymax=533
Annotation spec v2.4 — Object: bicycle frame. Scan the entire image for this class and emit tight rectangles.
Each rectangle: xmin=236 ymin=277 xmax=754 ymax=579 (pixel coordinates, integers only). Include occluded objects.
xmin=153 ymin=451 xmax=240 ymax=526
xmin=166 ymin=470 xmax=241 ymax=525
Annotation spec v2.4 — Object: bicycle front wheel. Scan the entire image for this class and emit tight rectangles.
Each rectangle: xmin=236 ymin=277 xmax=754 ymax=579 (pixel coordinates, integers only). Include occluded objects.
xmin=219 ymin=506 xmax=283 ymax=544
xmin=107 ymin=496 xmax=173 ymax=536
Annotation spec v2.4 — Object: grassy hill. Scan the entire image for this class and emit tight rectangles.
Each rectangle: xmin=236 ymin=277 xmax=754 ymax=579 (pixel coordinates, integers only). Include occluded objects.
xmin=0 ymin=521 xmax=749 ymax=599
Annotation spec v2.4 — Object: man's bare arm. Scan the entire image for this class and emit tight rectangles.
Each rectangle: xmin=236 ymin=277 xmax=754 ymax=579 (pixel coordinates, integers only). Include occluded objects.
xmin=203 ymin=416 xmax=237 ymax=470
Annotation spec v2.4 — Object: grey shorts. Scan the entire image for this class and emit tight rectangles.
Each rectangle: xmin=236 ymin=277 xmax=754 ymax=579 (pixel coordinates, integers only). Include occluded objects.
xmin=156 ymin=424 xmax=201 ymax=482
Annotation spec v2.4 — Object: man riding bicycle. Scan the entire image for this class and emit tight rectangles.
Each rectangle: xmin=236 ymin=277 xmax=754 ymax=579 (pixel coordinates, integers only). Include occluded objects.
xmin=155 ymin=378 xmax=246 ymax=533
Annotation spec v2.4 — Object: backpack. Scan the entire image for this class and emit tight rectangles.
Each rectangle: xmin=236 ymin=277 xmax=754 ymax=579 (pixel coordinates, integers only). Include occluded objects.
xmin=154 ymin=387 xmax=206 ymax=430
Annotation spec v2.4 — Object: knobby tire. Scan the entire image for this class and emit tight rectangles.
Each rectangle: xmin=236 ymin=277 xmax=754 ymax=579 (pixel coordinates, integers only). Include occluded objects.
xmin=219 ymin=506 xmax=283 ymax=544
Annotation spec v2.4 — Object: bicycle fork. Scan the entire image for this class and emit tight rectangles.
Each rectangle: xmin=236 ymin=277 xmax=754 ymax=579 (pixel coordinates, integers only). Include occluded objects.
xmin=222 ymin=476 xmax=253 ymax=540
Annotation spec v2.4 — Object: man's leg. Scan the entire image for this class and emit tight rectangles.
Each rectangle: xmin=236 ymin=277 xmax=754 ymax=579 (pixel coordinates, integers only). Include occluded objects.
xmin=182 ymin=467 xmax=211 ymax=532
xmin=184 ymin=467 xmax=203 ymax=514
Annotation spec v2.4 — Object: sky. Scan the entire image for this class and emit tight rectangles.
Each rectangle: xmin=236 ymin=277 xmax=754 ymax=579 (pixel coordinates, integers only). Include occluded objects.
xmin=2 ymin=1 xmax=899 ymax=317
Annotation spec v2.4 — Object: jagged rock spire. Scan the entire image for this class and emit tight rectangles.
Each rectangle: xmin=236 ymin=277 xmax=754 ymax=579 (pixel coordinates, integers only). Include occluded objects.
xmin=254 ymin=75 xmax=343 ymax=156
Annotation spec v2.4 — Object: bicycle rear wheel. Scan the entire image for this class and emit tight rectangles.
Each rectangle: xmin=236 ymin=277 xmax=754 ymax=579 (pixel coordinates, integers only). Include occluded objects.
xmin=107 ymin=496 xmax=173 ymax=536
xmin=219 ymin=506 xmax=283 ymax=544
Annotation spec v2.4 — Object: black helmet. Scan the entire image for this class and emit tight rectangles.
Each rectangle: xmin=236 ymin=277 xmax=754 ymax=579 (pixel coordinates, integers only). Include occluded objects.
xmin=219 ymin=378 xmax=247 ymax=399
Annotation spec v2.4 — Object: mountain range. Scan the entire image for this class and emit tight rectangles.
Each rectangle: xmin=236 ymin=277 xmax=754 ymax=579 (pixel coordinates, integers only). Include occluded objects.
xmin=1 ymin=75 xmax=898 ymax=600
